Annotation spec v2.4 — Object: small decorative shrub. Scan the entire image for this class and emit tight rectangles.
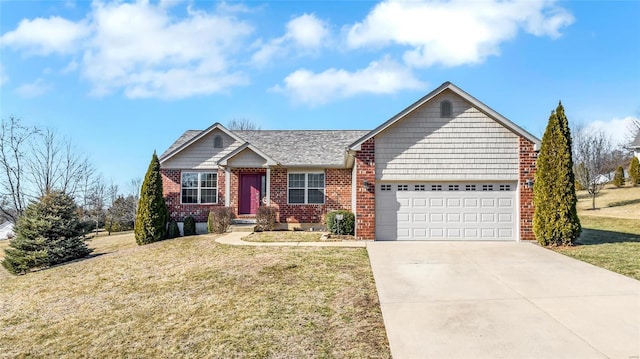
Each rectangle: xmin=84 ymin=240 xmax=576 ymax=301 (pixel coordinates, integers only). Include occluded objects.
xmin=613 ymin=166 xmax=625 ymax=188
xmin=167 ymin=220 xmax=180 ymax=239
xmin=256 ymin=206 xmax=277 ymax=232
xmin=208 ymin=207 xmax=234 ymax=234
xmin=326 ymin=210 xmax=355 ymax=235
xmin=183 ymin=216 xmax=196 ymax=236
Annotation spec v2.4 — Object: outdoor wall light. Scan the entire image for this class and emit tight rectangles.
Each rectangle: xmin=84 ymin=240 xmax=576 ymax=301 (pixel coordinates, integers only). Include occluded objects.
xmin=524 ymin=179 xmax=534 ymax=189
xmin=363 ymin=179 xmax=371 ymax=189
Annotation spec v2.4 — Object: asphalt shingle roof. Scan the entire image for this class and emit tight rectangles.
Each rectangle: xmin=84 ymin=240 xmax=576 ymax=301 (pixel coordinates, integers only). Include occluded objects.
xmin=160 ymin=128 xmax=369 ymax=166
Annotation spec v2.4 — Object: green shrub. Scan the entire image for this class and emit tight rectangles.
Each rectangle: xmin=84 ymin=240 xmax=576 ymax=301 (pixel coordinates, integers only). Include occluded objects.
xmin=167 ymin=220 xmax=180 ymax=239
xmin=630 ymin=157 xmax=640 ymax=186
xmin=2 ymin=191 xmax=92 ymax=275
xmin=533 ymin=102 xmax=580 ymax=246
xmin=256 ymin=206 xmax=277 ymax=231
xmin=326 ymin=210 xmax=355 ymax=235
xmin=613 ymin=166 xmax=625 ymax=188
xmin=135 ymin=152 xmax=168 ymax=245
xmin=208 ymin=207 xmax=234 ymax=234
xmin=183 ymin=216 xmax=196 ymax=236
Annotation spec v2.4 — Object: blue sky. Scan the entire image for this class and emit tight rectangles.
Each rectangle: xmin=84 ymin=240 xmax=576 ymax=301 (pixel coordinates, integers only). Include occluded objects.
xmin=1 ymin=0 xmax=639 ymax=192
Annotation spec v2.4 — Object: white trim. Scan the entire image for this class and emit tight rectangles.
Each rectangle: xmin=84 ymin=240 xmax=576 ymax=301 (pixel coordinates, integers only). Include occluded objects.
xmin=225 ymin=168 xmax=230 ymax=207
xmin=516 ymin=179 xmax=522 ymax=242
xmin=217 ymin=142 xmax=278 ymax=167
xmin=180 ymin=171 xmax=218 ymax=205
xmin=287 ymin=171 xmax=326 ymax=204
xmin=266 ymin=167 xmax=271 ymax=206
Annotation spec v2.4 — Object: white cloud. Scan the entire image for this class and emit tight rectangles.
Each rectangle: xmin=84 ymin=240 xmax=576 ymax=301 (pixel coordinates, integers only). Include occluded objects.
xmin=585 ymin=116 xmax=639 ymax=146
xmin=287 ymin=13 xmax=329 ymax=49
xmin=2 ymin=1 xmax=253 ymax=99
xmin=272 ymin=57 xmax=425 ymax=106
xmin=0 ymin=16 xmax=89 ymax=55
xmin=252 ymin=13 xmax=329 ymax=66
xmin=346 ymin=0 xmax=574 ymax=67
xmin=82 ymin=1 xmax=254 ymax=99
xmin=15 ymin=78 xmax=52 ymax=97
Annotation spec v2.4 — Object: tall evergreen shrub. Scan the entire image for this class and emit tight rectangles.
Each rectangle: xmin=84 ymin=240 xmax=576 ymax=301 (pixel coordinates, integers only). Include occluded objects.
xmin=135 ymin=151 xmax=168 ymax=245
xmin=533 ymin=102 xmax=581 ymax=246
xmin=630 ymin=157 xmax=640 ymax=186
xmin=2 ymin=191 xmax=92 ymax=275
xmin=613 ymin=166 xmax=625 ymax=187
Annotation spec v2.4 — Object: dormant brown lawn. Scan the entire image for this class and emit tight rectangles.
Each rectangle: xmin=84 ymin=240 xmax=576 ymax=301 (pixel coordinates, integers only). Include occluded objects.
xmin=0 ymin=233 xmax=390 ymax=358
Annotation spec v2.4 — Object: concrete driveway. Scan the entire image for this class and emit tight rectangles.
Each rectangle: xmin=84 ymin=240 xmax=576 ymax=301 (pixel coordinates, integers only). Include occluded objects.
xmin=367 ymin=241 xmax=640 ymax=358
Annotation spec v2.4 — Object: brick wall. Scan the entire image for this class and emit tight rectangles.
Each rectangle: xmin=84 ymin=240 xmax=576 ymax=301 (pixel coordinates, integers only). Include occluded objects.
xmin=354 ymin=138 xmax=376 ymax=240
xmin=269 ymin=167 xmax=353 ymax=224
xmin=519 ymin=137 xmax=537 ymax=241
xmin=161 ymin=168 xmax=226 ymax=222
xmin=162 ymin=166 xmax=353 ymax=225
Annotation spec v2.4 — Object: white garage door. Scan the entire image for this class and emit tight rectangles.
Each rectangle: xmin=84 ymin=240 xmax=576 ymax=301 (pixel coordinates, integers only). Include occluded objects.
xmin=375 ymin=182 xmax=517 ymax=241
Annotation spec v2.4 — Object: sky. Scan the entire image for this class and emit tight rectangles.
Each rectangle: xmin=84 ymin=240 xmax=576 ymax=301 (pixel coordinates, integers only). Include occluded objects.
xmin=1 ymin=0 xmax=639 ymax=192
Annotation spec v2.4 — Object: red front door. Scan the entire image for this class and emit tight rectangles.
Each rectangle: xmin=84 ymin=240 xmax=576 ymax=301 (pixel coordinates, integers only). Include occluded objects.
xmin=239 ymin=174 xmax=261 ymax=215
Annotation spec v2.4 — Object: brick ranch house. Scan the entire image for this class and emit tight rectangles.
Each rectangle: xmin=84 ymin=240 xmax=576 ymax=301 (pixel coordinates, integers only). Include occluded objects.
xmin=159 ymin=82 xmax=540 ymax=240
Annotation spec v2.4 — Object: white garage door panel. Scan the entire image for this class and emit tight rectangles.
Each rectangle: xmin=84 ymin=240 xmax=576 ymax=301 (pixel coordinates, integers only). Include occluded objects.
xmin=375 ymin=182 xmax=517 ymax=241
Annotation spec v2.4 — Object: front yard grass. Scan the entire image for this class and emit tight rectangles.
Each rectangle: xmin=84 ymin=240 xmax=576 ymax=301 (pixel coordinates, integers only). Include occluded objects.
xmin=0 ymin=233 xmax=390 ymax=358
xmin=553 ymin=216 xmax=640 ymax=281
xmin=243 ymin=231 xmax=324 ymax=242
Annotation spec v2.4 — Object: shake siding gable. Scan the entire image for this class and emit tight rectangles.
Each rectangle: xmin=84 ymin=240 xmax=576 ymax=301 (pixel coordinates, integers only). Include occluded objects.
xmin=227 ymin=148 xmax=268 ymax=167
xmin=162 ymin=129 xmax=242 ymax=169
xmin=375 ymin=91 xmax=519 ymax=181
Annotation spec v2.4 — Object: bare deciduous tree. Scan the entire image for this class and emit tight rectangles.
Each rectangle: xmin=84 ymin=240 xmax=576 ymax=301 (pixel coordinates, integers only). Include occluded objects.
xmin=227 ymin=118 xmax=261 ymax=130
xmin=0 ymin=117 xmax=97 ymax=223
xmin=573 ymin=128 xmax=613 ymax=209
xmin=0 ymin=117 xmax=39 ymax=222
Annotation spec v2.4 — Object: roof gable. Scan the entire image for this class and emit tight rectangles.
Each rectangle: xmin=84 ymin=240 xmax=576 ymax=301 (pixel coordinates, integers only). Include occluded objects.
xmin=159 ymin=123 xmax=245 ymax=164
xmin=349 ymin=82 xmax=541 ymax=150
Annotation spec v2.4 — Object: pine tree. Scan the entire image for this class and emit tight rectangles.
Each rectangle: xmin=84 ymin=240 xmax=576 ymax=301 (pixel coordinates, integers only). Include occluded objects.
xmin=135 ymin=151 xmax=169 ymax=245
xmin=533 ymin=102 xmax=581 ymax=246
xmin=613 ymin=166 xmax=625 ymax=187
xmin=629 ymin=157 xmax=640 ymax=186
xmin=2 ymin=191 xmax=92 ymax=275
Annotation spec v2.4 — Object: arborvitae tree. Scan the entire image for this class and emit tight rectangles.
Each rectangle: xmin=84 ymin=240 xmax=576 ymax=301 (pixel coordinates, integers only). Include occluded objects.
xmin=135 ymin=151 xmax=168 ymax=245
xmin=630 ymin=157 xmax=640 ymax=186
xmin=533 ymin=102 xmax=581 ymax=246
xmin=613 ymin=166 xmax=625 ymax=187
xmin=2 ymin=191 xmax=92 ymax=275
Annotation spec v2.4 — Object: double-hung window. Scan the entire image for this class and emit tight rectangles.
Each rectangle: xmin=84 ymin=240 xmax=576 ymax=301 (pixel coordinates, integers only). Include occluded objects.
xmin=181 ymin=172 xmax=217 ymax=204
xmin=288 ymin=172 xmax=325 ymax=204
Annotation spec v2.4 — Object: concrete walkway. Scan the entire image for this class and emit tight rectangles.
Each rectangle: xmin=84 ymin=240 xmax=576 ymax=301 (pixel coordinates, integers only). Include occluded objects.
xmin=215 ymin=231 xmax=367 ymax=247
xmin=367 ymin=241 xmax=640 ymax=359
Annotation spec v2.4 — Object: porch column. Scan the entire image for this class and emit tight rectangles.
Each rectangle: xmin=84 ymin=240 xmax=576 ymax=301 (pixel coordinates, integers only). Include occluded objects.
xmin=266 ymin=167 xmax=271 ymax=206
xmin=225 ymin=167 xmax=231 ymax=207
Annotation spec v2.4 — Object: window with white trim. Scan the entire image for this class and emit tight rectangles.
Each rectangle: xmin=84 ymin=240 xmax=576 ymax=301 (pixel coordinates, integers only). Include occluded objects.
xmin=181 ymin=172 xmax=217 ymax=204
xmin=288 ymin=172 xmax=325 ymax=204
